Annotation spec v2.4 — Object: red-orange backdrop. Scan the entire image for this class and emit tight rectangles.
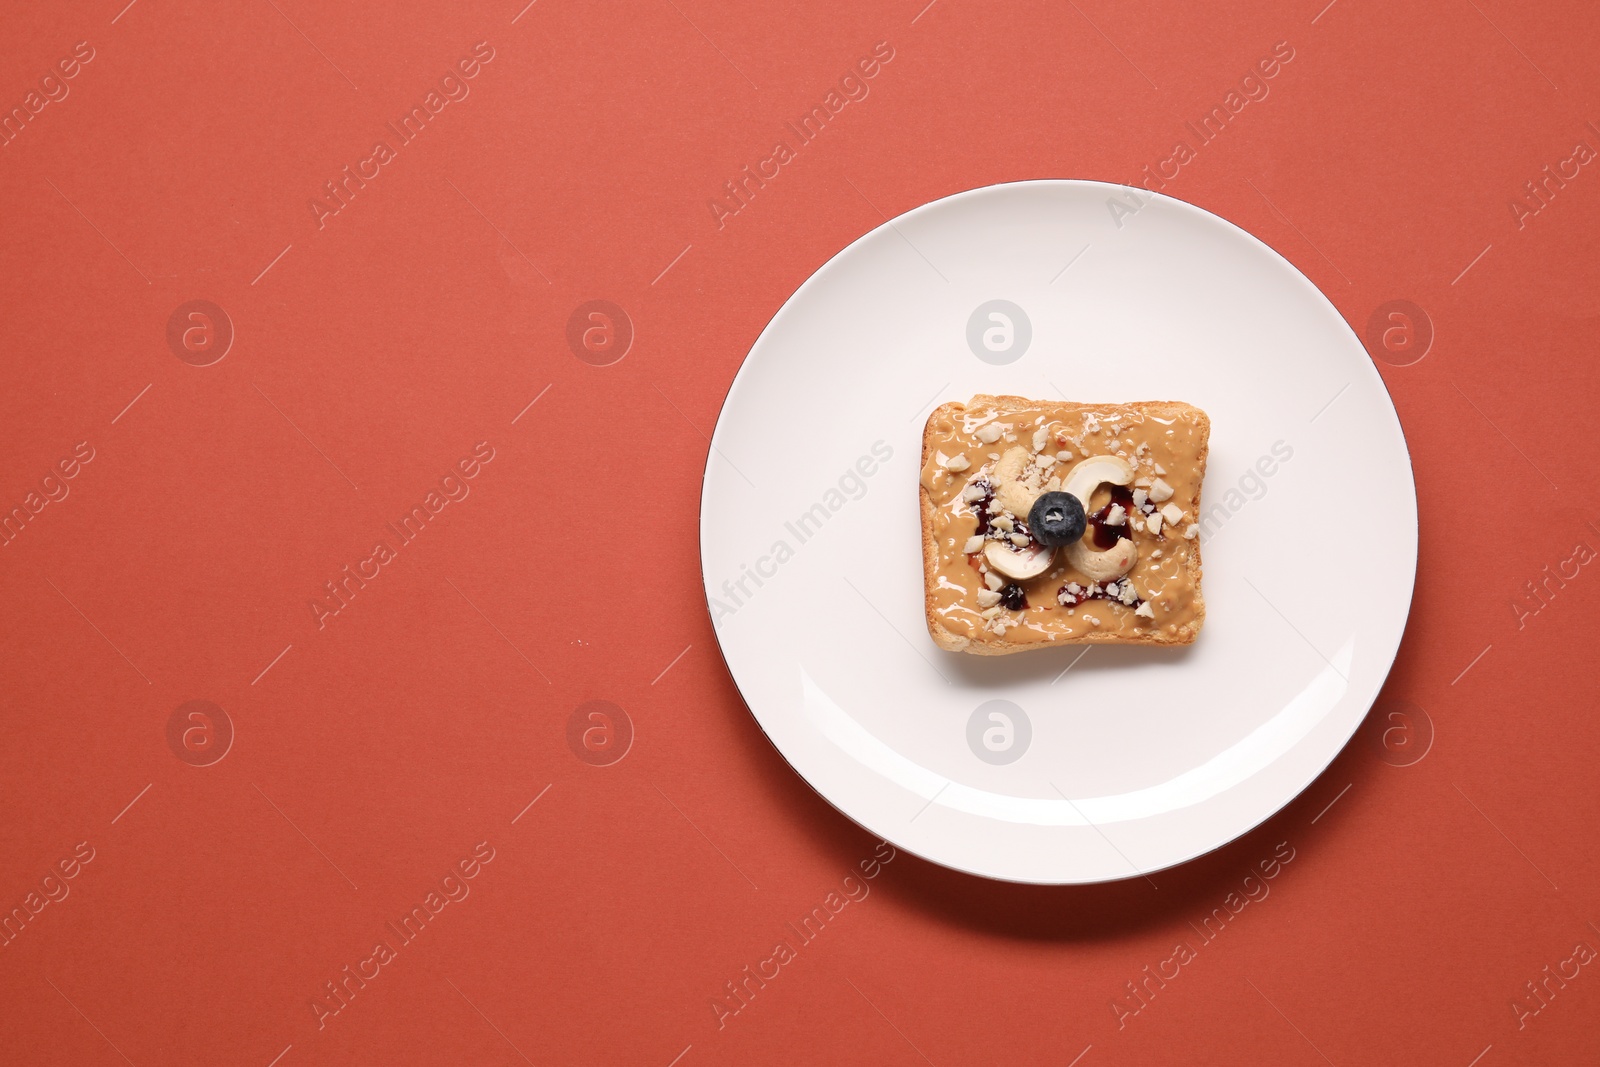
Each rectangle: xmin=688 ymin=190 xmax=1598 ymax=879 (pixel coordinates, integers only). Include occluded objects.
xmin=2 ymin=1 xmax=1598 ymax=1064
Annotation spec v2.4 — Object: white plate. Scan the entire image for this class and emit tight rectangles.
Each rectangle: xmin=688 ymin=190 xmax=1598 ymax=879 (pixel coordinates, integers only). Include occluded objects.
xmin=700 ymin=180 xmax=1416 ymax=884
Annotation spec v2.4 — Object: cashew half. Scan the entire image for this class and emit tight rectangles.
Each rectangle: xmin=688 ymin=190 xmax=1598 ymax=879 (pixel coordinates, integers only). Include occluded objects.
xmin=1060 ymin=455 xmax=1138 ymax=581
xmin=990 ymin=445 xmax=1041 ymax=518
xmin=1064 ymin=536 xmax=1137 ymax=582
xmin=984 ymin=540 xmax=1053 ymax=581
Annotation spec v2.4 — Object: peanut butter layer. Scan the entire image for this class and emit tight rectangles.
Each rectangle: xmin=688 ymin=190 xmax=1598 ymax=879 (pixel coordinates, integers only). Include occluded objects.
xmin=919 ymin=396 xmax=1209 ymax=651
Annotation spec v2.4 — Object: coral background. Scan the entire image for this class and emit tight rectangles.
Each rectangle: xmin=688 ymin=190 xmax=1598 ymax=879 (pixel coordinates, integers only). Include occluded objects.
xmin=1 ymin=0 xmax=1597 ymax=1063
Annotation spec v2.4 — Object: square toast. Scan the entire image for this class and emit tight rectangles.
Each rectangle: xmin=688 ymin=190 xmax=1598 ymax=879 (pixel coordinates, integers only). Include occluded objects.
xmin=919 ymin=395 xmax=1209 ymax=655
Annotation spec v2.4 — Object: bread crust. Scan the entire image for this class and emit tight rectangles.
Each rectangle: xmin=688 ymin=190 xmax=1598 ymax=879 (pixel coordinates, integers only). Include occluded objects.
xmin=920 ymin=395 xmax=1208 ymax=655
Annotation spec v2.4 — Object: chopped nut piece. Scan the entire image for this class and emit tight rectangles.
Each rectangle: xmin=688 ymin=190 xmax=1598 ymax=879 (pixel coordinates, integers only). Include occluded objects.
xmin=984 ymin=571 xmax=1005 ymax=591
xmin=1105 ymin=504 xmax=1126 ymax=526
xmin=992 ymin=514 xmax=1015 ymax=532
xmin=1147 ymin=513 xmax=1163 ymax=535
xmin=1148 ymin=477 xmax=1173 ymax=502
xmin=1154 ymin=463 xmax=1167 ymax=475
xmin=962 ymin=535 xmax=985 ymax=554
xmin=1160 ymin=503 xmax=1184 ymax=525
xmin=1132 ymin=488 xmax=1149 ymax=508
xmin=1009 ymin=532 xmax=1029 ymax=547
xmin=976 ymin=589 xmax=1002 ymax=608
xmin=981 ymin=606 xmax=1002 ymax=619
xmin=961 ymin=482 xmax=986 ymax=502
xmin=1032 ymin=427 xmax=1049 ymax=452
xmin=1184 ymin=524 xmax=1199 ymax=539
xmin=976 ymin=423 xmax=1003 ymax=444
xmin=1134 ymin=601 xmax=1155 ymax=618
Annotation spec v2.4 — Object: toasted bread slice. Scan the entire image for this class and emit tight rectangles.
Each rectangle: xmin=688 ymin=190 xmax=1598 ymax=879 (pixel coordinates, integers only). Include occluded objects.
xmin=919 ymin=395 xmax=1209 ymax=655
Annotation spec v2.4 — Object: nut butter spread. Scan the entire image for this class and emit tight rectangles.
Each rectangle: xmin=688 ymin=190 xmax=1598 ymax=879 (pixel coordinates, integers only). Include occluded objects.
xmin=919 ymin=397 xmax=1209 ymax=647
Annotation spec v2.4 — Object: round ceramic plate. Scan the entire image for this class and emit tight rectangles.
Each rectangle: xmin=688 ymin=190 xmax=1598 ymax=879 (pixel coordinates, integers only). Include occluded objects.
xmin=700 ymin=180 xmax=1416 ymax=884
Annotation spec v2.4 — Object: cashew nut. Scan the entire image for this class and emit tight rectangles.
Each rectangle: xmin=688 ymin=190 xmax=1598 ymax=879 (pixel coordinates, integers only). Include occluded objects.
xmin=1059 ymin=455 xmax=1138 ymax=581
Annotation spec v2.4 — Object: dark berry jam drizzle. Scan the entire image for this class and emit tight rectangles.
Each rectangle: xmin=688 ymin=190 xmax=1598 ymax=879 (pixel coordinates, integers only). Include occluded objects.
xmin=1088 ymin=485 xmax=1136 ymax=549
xmin=1087 ymin=484 xmax=1167 ymax=549
xmin=967 ymin=478 xmax=995 ymax=537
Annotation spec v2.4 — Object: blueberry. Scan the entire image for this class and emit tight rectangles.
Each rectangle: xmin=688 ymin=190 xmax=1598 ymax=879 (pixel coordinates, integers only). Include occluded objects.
xmin=1028 ymin=491 xmax=1086 ymax=547
xmin=999 ymin=583 xmax=1027 ymax=610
